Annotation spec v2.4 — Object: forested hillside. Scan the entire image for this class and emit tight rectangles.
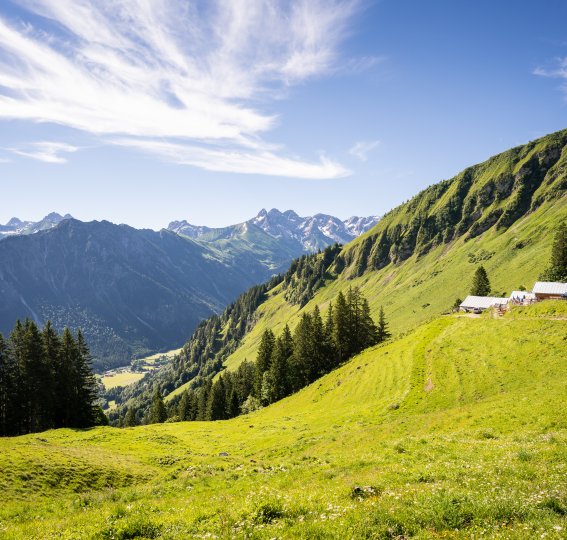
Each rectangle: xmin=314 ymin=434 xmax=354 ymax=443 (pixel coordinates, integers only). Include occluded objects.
xmin=112 ymin=129 xmax=567 ymax=424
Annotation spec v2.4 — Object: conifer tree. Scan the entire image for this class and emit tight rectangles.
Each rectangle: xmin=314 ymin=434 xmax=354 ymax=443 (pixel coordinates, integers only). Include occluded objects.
xmin=21 ymin=320 xmax=52 ymax=432
xmin=322 ymin=303 xmax=338 ymax=371
xmin=470 ymin=265 xmax=491 ymax=296
xmin=254 ymin=329 xmax=275 ymax=396
xmin=208 ymin=377 xmax=227 ymax=420
xmin=197 ymin=379 xmax=212 ymax=420
xmin=376 ymin=306 xmax=391 ymax=343
xmin=57 ymin=328 xmax=79 ymax=428
xmin=332 ymin=291 xmax=350 ymax=363
xmin=542 ymin=222 xmax=567 ymax=282
xmin=147 ymin=389 xmax=167 ymax=424
xmin=178 ymin=391 xmax=191 ymax=421
xmin=309 ymin=305 xmax=327 ymax=380
xmin=124 ymin=407 xmax=138 ymax=427
xmin=290 ymin=313 xmax=313 ymax=390
xmin=360 ymin=298 xmax=379 ymax=348
xmin=75 ymin=330 xmax=99 ymax=427
xmin=0 ymin=334 xmax=15 ymax=437
xmin=346 ymin=287 xmax=362 ymax=353
xmin=226 ymin=388 xmax=240 ymax=418
xmin=267 ymin=326 xmax=293 ymax=402
xmin=234 ymin=361 xmax=255 ymax=406
xmin=0 ymin=321 xmax=100 ymax=436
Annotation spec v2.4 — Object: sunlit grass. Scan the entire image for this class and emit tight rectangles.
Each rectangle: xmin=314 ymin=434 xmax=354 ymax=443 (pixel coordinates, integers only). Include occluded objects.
xmin=1 ymin=303 xmax=566 ymax=538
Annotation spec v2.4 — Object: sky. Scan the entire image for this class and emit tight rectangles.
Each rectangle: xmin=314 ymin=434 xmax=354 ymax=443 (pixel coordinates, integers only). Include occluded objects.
xmin=0 ymin=0 xmax=566 ymax=229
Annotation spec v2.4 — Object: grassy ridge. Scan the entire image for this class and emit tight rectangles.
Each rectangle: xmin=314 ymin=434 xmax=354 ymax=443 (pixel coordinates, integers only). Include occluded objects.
xmin=1 ymin=303 xmax=566 ymax=538
xmin=215 ymin=129 xmax=567 ymax=375
xmin=223 ymin=196 xmax=566 ymax=372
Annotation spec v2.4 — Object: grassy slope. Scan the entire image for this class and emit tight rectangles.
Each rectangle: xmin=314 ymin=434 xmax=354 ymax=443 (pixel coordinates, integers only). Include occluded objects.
xmin=1 ymin=302 xmax=566 ymax=538
xmin=223 ymin=196 xmax=566 ymax=372
xmin=217 ymin=128 xmax=567 ymax=373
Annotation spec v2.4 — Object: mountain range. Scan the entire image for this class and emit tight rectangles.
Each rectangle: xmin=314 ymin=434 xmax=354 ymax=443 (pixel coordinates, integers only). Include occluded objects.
xmin=0 ymin=210 xmax=377 ymax=370
xmin=0 ymin=212 xmax=72 ymax=239
xmin=168 ymin=209 xmax=378 ymax=252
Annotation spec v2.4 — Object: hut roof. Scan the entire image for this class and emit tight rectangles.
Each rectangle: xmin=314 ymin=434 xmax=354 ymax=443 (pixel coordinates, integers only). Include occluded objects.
xmin=532 ymin=282 xmax=567 ymax=295
xmin=460 ymin=296 xmax=509 ymax=309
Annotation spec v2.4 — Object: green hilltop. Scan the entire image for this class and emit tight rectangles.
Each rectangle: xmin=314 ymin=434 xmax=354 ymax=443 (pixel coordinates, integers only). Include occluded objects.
xmin=1 ymin=302 xmax=566 ymax=538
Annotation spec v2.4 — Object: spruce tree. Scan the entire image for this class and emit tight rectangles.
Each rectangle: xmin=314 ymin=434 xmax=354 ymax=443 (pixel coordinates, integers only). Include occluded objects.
xmin=178 ymin=391 xmax=191 ymax=421
xmin=254 ymin=329 xmax=275 ymax=396
xmin=542 ymin=222 xmax=567 ymax=282
xmin=42 ymin=321 xmax=61 ymax=428
xmin=323 ymin=303 xmax=338 ymax=371
xmin=267 ymin=328 xmax=293 ymax=402
xmin=346 ymin=287 xmax=362 ymax=353
xmin=376 ymin=306 xmax=391 ymax=343
xmin=124 ymin=407 xmax=138 ymax=427
xmin=226 ymin=388 xmax=240 ymax=418
xmin=197 ymin=379 xmax=212 ymax=420
xmin=290 ymin=313 xmax=313 ymax=390
xmin=309 ymin=305 xmax=327 ymax=381
xmin=360 ymin=298 xmax=379 ymax=348
xmin=208 ymin=377 xmax=227 ymax=420
xmin=332 ymin=291 xmax=350 ymax=363
xmin=147 ymin=389 xmax=167 ymax=424
xmin=75 ymin=330 xmax=99 ymax=427
xmin=58 ymin=328 xmax=79 ymax=428
xmin=21 ymin=320 xmax=52 ymax=433
xmin=0 ymin=334 xmax=15 ymax=437
xmin=470 ymin=265 xmax=491 ymax=296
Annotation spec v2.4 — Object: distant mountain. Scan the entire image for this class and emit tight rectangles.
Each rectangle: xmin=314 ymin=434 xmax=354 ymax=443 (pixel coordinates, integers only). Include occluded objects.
xmin=0 ymin=219 xmax=285 ymax=371
xmin=169 ymin=209 xmax=379 ymax=252
xmin=0 ymin=211 xmax=376 ymax=371
xmin=0 ymin=210 xmax=375 ymax=369
xmin=0 ymin=212 xmax=73 ymax=239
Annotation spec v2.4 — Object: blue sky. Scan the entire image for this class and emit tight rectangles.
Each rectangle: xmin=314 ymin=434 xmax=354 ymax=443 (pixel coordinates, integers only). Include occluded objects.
xmin=0 ymin=0 xmax=566 ymax=229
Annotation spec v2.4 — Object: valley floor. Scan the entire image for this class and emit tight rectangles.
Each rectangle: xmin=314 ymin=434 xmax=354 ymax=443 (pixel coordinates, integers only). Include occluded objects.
xmin=1 ymin=304 xmax=566 ymax=539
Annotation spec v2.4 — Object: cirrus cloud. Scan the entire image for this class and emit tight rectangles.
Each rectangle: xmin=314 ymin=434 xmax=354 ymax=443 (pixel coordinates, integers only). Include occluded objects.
xmin=7 ymin=141 xmax=79 ymax=163
xmin=349 ymin=139 xmax=380 ymax=161
xmin=0 ymin=0 xmax=362 ymax=178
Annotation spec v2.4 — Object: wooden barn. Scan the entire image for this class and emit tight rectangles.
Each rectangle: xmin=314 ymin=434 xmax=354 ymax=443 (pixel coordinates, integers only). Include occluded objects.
xmin=532 ymin=282 xmax=567 ymax=301
xmin=460 ymin=295 xmax=509 ymax=313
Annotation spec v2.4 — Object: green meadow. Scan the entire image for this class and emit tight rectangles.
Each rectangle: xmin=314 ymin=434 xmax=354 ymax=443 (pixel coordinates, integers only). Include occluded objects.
xmin=1 ymin=302 xmax=566 ymax=538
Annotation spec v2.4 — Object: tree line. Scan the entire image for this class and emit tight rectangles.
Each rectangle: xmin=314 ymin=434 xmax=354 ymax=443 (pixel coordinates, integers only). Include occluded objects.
xmin=128 ymin=287 xmax=390 ymax=426
xmin=0 ymin=319 xmax=102 ymax=437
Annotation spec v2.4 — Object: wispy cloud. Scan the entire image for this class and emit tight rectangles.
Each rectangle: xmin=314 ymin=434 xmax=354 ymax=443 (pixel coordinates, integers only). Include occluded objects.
xmin=534 ymin=57 xmax=567 ymax=96
xmin=349 ymin=139 xmax=380 ymax=161
xmin=0 ymin=0 xmax=361 ymax=178
xmin=113 ymin=138 xmax=350 ymax=179
xmin=8 ymin=142 xmax=79 ymax=164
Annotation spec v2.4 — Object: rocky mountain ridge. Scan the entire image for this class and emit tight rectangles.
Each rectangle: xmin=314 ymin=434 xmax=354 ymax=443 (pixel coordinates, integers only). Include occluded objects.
xmin=0 ymin=212 xmax=72 ymax=239
xmin=168 ymin=208 xmax=379 ymax=252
